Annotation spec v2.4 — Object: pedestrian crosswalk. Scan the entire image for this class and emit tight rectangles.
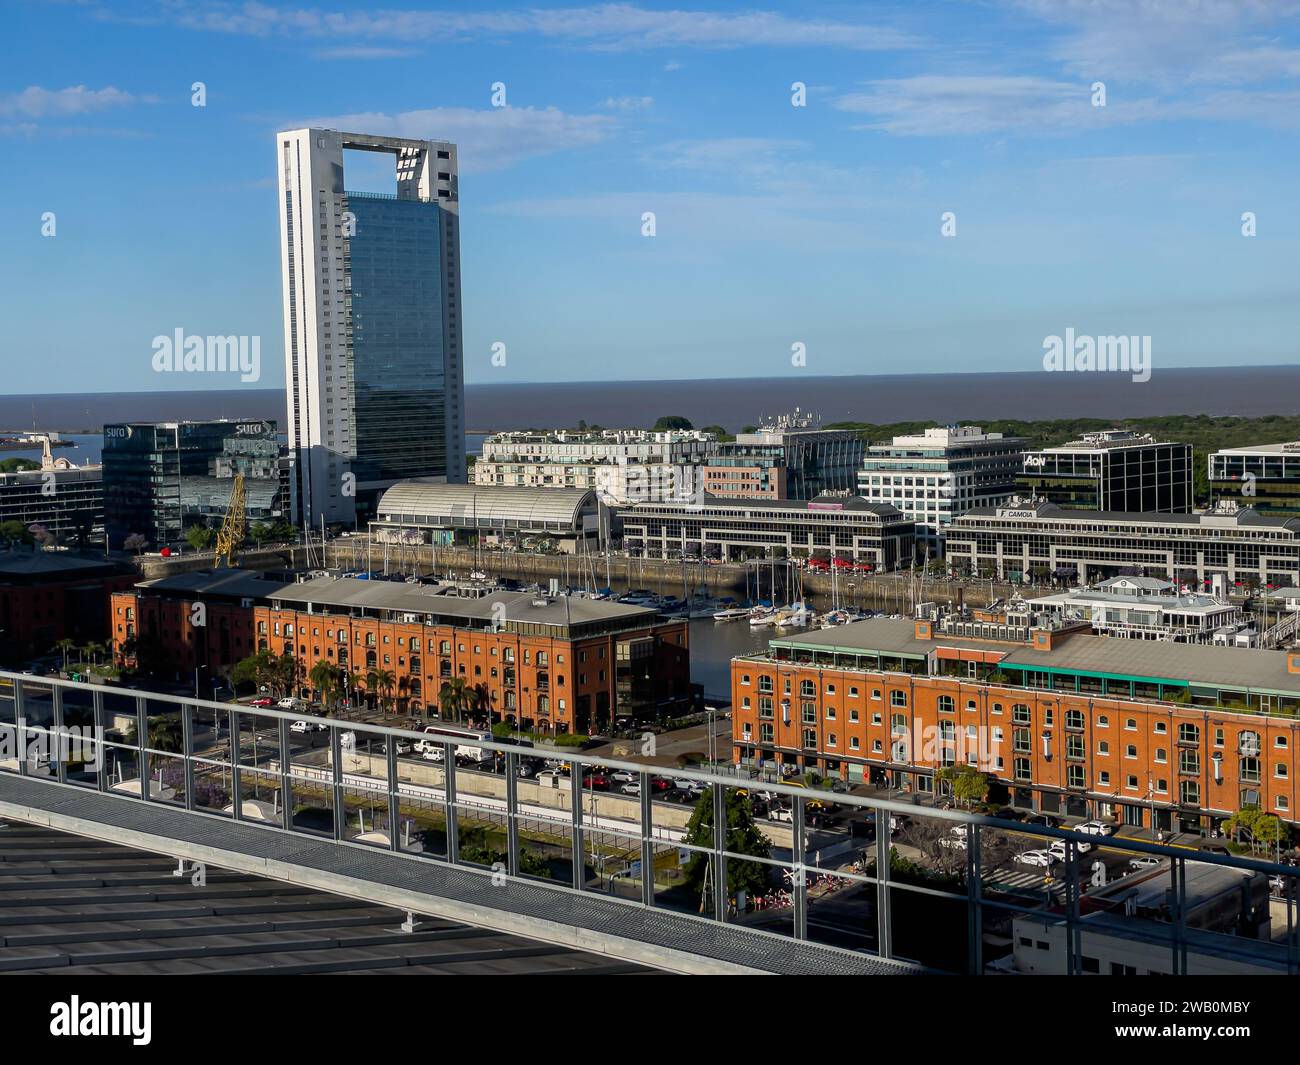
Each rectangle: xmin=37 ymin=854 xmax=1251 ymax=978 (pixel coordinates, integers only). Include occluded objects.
xmin=983 ymin=867 xmax=1065 ymax=901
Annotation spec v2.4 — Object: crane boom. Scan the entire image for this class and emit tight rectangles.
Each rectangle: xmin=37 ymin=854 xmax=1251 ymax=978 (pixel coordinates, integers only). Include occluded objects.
xmin=214 ymin=472 xmax=246 ymax=567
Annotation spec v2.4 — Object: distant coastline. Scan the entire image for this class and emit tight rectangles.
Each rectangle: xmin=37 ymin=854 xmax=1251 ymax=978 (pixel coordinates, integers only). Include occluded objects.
xmin=2 ymin=364 xmax=1298 ymax=435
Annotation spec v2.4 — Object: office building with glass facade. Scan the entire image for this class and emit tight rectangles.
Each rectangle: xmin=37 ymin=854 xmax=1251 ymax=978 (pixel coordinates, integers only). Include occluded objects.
xmin=1018 ymin=430 xmax=1192 ymax=513
xmin=102 ymin=420 xmax=283 ymax=550
xmin=1209 ymin=441 xmax=1300 ymax=515
xmin=277 ymin=129 xmax=464 ymax=529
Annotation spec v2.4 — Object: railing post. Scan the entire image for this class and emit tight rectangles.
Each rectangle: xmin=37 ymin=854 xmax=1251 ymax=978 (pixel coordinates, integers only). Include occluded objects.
xmin=966 ymin=823 xmax=982 ymax=974
xmin=330 ymin=725 xmax=344 ymax=841
xmin=791 ymin=793 xmax=807 ymax=938
xmin=505 ymin=751 xmax=519 ymax=876
xmin=182 ymin=699 xmax=195 ymax=812
xmin=135 ymin=695 xmax=148 ymax=800
xmin=875 ymin=807 xmax=892 ymax=960
xmin=13 ymin=679 xmax=26 ymax=777
xmin=52 ymin=683 xmax=67 ymax=786
xmin=1064 ymin=842 xmax=1079 ymax=976
xmin=229 ymin=709 xmax=242 ymax=820
xmin=713 ymin=782 xmax=728 ymax=924
xmin=570 ymin=767 xmax=584 ymax=889
xmin=444 ymin=742 xmax=459 ymax=865
xmin=640 ymin=772 xmax=654 ymax=906
xmin=1171 ymin=855 xmax=1188 ymax=976
xmin=278 ymin=716 xmax=292 ymax=831
xmin=94 ymin=689 xmax=109 ymax=794
xmin=387 ymin=738 xmax=400 ymax=852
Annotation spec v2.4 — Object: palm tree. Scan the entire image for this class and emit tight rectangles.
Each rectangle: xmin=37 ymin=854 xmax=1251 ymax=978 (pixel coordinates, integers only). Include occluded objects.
xmin=343 ymin=670 xmax=363 ymax=716
xmin=374 ymin=668 xmax=396 ymax=714
xmin=471 ymin=682 xmax=493 ymax=727
xmin=365 ymin=669 xmax=381 ymax=711
xmin=438 ymin=678 xmax=471 ymax=723
xmin=309 ymin=660 xmax=341 ymax=710
xmin=54 ymin=638 xmax=76 ymax=673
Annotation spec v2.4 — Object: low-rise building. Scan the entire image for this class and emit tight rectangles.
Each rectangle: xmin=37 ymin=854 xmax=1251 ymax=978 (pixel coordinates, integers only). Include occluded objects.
xmin=731 ymin=610 xmax=1300 ymax=835
xmin=1209 ymin=440 xmax=1300 ymax=515
xmin=619 ymin=495 xmax=913 ymax=568
xmin=474 ymin=428 xmax=715 ymax=504
xmin=0 ymin=465 xmax=103 ymax=547
xmin=370 ymin=483 xmax=602 ymax=553
xmin=947 ymin=497 xmax=1300 ymax=589
xmin=1028 ymin=576 xmax=1243 ymax=643
xmin=1018 ymin=430 xmax=1193 ymax=513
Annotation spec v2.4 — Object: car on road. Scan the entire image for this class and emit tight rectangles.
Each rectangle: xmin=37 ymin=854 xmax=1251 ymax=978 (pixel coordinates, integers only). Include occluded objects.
xmin=289 ymin=719 xmax=326 ymax=734
xmin=620 ymin=782 xmax=641 ymax=796
xmin=649 ymin=776 xmax=673 ymax=793
xmin=1016 ymin=849 xmax=1057 ymax=868
xmin=583 ymin=772 xmax=612 ymax=791
xmin=382 ymin=739 xmax=413 ymax=756
xmin=1022 ymin=813 xmax=1061 ymax=830
xmin=1128 ymin=856 xmax=1162 ymax=870
xmin=249 ymin=696 xmax=275 ymax=708
xmin=768 ymin=806 xmax=795 ymax=824
xmin=609 ymin=770 xmax=637 ymax=784
xmin=672 ymin=778 xmax=704 ymax=794
xmin=515 ymin=760 xmax=540 ymax=779
xmin=1074 ymin=820 xmax=1116 ymax=837
xmin=1047 ymin=839 xmax=1091 ymax=862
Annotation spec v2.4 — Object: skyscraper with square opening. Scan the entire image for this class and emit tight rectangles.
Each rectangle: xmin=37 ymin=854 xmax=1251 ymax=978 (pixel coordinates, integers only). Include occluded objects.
xmin=277 ymin=128 xmax=465 ymax=529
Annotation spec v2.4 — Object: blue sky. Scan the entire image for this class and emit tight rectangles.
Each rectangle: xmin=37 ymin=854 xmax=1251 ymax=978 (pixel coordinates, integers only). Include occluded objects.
xmin=4 ymin=0 xmax=1300 ymax=394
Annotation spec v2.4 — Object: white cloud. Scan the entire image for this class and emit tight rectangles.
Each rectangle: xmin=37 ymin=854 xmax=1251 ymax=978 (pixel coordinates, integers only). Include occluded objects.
xmin=834 ymin=76 xmax=1141 ymax=136
xmin=0 ymin=85 xmax=149 ymax=119
xmin=154 ymin=2 xmax=921 ymax=51
xmin=299 ymin=105 xmax=615 ymax=172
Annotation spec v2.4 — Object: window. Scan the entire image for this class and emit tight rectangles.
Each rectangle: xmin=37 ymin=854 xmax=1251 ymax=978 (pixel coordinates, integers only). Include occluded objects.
xmin=827 ymin=733 xmax=837 ymax=748
xmin=937 ymin=695 xmax=955 ymax=713
xmin=1179 ymin=749 xmax=1200 ymax=774
xmin=1098 ymin=741 xmax=1110 ymax=756
xmin=1067 ymin=764 xmax=1085 ymax=788
xmin=800 ymin=679 xmax=815 ymax=697
xmin=872 ymin=689 xmax=882 ymax=701
xmin=1065 ymin=709 xmax=1084 ymax=730
xmin=1098 ymin=771 xmax=1110 ymax=785
xmin=1014 ymin=757 xmax=1031 ymax=781
xmin=1125 ymin=744 xmax=1137 ymax=759
xmin=1096 ymin=715 xmax=1109 ymax=728
xmin=1178 ymin=722 xmax=1200 ymax=745
xmin=850 ymin=737 xmax=860 ymax=750
xmin=826 ymin=683 xmax=836 ymax=695
xmin=1012 ymin=704 xmax=1030 ymax=724
xmin=890 ymin=690 xmax=907 ymax=708
xmin=1125 ymin=718 xmax=1137 ymax=731
xmin=758 ymin=676 xmax=773 ymax=693
xmin=1180 ymin=780 xmax=1200 ymax=806
xmin=825 ymin=707 xmax=836 ymax=721
xmin=1126 ymin=775 xmax=1138 ymax=789
xmin=1153 ymin=721 xmax=1167 ymax=734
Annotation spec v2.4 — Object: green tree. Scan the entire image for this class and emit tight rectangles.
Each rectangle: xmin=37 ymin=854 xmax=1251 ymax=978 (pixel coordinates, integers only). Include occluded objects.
xmin=54 ymin=637 xmax=76 ymax=672
xmin=126 ymin=715 xmax=183 ymax=753
xmin=936 ymin=765 xmax=991 ymax=809
xmin=372 ymin=667 xmax=396 ymax=713
xmin=0 ymin=520 xmax=33 ymax=545
xmin=185 ymin=524 xmax=215 ymax=551
xmin=232 ymin=649 xmax=280 ymax=695
xmin=1223 ymin=805 xmax=1289 ymax=857
xmin=652 ymin=415 xmax=693 ymax=431
xmin=682 ymin=789 xmax=771 ymax=904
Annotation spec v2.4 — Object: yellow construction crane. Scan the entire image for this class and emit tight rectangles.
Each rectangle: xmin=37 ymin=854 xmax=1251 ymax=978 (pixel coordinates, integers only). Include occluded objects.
xmin=214 ymin=473 xmax=246 ymax=568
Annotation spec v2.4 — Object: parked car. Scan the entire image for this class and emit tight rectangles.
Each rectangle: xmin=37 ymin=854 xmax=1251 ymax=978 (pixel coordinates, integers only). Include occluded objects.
xmin=609 ymin=770 xmax=637 ymax=784
xmin=583 ymin=772 xmax=611 ymax=791
xmin=278 ymin=697 xmax=301 ymax=710
xmin=1022 ymin=813 xmax=1061 ymax=830
xmin=672 ymin=778 xmax=704 ymax=794
xmin=382 ymin=739 xmax=413 ymax=756
xmin=1016 ymin=849 xmax=1057 ymax=868
xmin=249 ymin=697 xmax=275 ymax=708
xmin=289 ymin=719 xmax=324 ymax=735
xmin=768 ymin=806 xmax=795 ymax=824
xmin=620 ymin=782 xmax=642 ymax=797
xmin=649 ymin=777 xmax=673 ymax=792
xmin=1074 ymin=820 xmax=1115 ymax=837
xmin=1129 ymin=856 xmax=1162 ymax=870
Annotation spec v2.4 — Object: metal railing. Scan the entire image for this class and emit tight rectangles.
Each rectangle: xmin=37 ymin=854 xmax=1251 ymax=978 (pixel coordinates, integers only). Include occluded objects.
xmin=1 ymin=669 xmax=1299 ymax=975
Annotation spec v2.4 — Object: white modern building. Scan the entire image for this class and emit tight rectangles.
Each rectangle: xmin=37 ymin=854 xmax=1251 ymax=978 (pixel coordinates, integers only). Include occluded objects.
xmin=278 ymin=128 xmax=465 ymax=530
xmin=1027 ymin=576 xmax=1243 ymax=644
xmin=857 ymin=426 xmax=1025 ymax=558
xmin=1209 ymin=440 xmax=1300 ymax=516
xmin=474 ymin=429 xmax=716 ymax=504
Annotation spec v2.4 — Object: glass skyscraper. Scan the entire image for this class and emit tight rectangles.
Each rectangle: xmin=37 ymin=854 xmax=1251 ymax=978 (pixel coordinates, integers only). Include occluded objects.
xmin=277 ymin=129 xmax=465 ymax=530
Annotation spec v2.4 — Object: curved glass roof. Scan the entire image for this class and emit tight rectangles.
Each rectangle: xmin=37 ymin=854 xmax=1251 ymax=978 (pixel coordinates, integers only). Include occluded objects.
xmin=376 ymin=483 xmax=596 ymax=529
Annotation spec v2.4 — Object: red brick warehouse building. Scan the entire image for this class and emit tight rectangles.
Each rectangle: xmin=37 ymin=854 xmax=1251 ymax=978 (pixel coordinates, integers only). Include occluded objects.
xmin=732 ymin=606 xmax=1300 ymax=836
xmin=257 ymin=576 xmax=693 ymax=734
